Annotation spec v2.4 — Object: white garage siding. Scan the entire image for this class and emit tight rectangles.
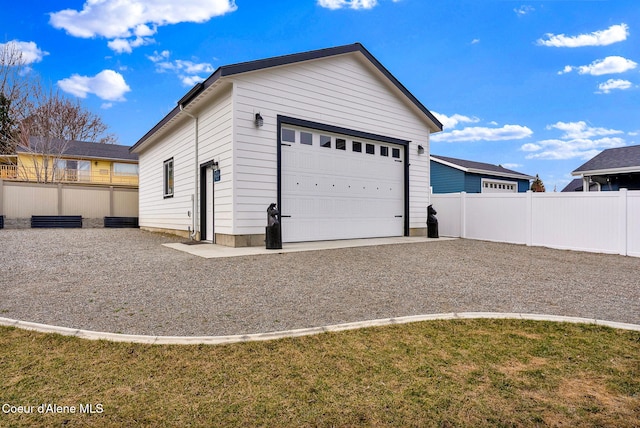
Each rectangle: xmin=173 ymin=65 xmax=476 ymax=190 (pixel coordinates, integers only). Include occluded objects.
xmin=230 ymin=53 xmax=432 ymax=238
xmin=137 ymin=118 xmax=196 ymax=234
xmin=196 ymin=86 xmax=234 ymax=236
xmin=137 ymin=87 xmax=234 ymax=236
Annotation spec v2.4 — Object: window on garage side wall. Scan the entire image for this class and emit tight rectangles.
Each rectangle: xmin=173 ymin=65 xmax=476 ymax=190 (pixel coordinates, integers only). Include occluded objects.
xmin=163 ymin=158 xmax=174 ymax=198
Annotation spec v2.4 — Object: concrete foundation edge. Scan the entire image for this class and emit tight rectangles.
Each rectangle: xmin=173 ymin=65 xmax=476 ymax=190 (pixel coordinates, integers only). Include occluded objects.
xmin=1 ymin=313 xmax=638 ymax=345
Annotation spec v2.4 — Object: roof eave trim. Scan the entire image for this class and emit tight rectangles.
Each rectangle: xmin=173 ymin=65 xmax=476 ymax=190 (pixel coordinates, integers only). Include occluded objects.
xmin=467 ymin=169 xmax=534 ymax=180
xmin=572 ymin=166 xmax=640 ymax=176
xmin=430 ymin=156 xmax=533 ymax=180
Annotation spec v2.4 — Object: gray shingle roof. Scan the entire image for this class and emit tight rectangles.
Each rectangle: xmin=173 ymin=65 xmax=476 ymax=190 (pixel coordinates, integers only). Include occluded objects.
xmin=573 ymin=144 xmax=640 ymax=174
xmin=430 ymin=154 xmax=534 ymax=180
xmin=18 ymin=137 xmax=138 ymax=161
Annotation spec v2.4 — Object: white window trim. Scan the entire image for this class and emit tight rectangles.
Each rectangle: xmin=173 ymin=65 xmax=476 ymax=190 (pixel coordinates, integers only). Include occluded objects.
xmin=163 ymin=158 xmax=174 ymax=198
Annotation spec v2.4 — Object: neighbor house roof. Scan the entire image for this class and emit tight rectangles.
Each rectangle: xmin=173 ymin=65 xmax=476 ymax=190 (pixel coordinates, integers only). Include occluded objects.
xmin=18 ymin=137 xmax=138 ymax=162
xmin=430 ymin=154 xmax=534 ymax=180
xmin=572 ymin=144 xmax=640 ymax=176
xmin=131 ymin=43 xmax=443 ymax=153
xmin=561 ymin=178 xmax=600 ymax=192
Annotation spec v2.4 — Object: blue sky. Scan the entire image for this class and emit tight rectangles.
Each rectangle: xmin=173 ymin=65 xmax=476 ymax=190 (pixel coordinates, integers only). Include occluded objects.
xmin=2 ymin=0 xmax=639 ymax=191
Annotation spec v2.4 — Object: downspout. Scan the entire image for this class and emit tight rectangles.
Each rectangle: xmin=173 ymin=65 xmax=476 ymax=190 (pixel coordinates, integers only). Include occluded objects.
xmin=180 ymin=105 xmax=199 ymax=240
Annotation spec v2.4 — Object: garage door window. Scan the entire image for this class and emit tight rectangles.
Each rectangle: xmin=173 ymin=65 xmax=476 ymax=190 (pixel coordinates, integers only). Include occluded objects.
xmin=301 ymin=132 xmax=313 ymax=145
xmin=353 ymin=141 xmax=362 ymax=152
xmin=320 ymin=135 xmax=331 ymax=148
xmin=282 ymin=128 xmax=295 ymax=143
xmin=380 ymin=146 xmax=389 ymax=157
xmin=392 ymin=148 xmax=400 ymax=158
xmin=366 ymin=143 xmax=375 ymax=155
xmin=336 ymin=138 xmax=346 ymax=150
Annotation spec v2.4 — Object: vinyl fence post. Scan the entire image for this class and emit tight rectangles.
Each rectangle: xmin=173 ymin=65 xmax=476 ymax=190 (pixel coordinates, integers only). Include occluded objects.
xmin=525 ymin=190 xmax=533 ymax=247
xmin=109 ymin=186 xmax=114 ymax=217
xmin=619 ymin=188 xmax=628 ymax=256
xmin=57 ymin=183 xmax=63 ymax=215
xmin=0 ymin=179 xmax=4 ymax=216
xmin=460 ymin=191 xmax=466 ymax=239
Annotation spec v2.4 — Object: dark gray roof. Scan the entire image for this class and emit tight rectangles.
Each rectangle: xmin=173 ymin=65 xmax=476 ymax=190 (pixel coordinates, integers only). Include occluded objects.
xmin=561 ymin=178 xmax=603 ymax=192
xmin=573 ymin=144 xmax=640 ymax=174
xmin=132 ymin=43 xmax=443 ymax=152
xmin=18 ymin=137 xmax=138 ymax=161
xmin=431 ymin=154 xmax=534 ymax=180
xmin=562 ymin=178 xmax=583 ymax=192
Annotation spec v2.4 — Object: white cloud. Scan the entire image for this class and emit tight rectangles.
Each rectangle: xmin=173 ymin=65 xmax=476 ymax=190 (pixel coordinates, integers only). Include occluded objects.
xmin=547 ymin=121 xmax=623 ymax=139
xmin=108 ymin=36 xmax=153 ymax=54
xmin=559 ymin=56 xmax=637 ymax=76
xmin=0 ymin=40 xmax=49 ymax=65
xmin=49 ymin=0 xmax=237 ymax=53
xmin=57 ymin=70 xmax=131 ymax=101
xmin=431 ymin=124 xmax=533 ymax=143
xmin=596 ymin=79 xmax=633 ymax=94
xmin=148 ymin=50 xmax=214 ymax=86
xmin=514 ymin=6 xmax=534 ymax=17
xmin=318 ymin=0 xmax=378 ymax=9
xmin=522 ymin=121 xmax=626 ymax=160
xmin=524 ymin=138 xmax=624 ymax=160
xmin=538 ymin=23 xmax=629 ymax=47
xmin=432 ymin=112 xmax=480 ymax=130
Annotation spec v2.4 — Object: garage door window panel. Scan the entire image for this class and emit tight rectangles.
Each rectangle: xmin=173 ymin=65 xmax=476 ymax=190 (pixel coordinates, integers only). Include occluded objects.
xmin=300 ymin=131 xmax=313 ymax=145
xmin=282 ymin=128 xmax=296 ymax=143
xmin=320 ymin=135 xmax=331 ymax=148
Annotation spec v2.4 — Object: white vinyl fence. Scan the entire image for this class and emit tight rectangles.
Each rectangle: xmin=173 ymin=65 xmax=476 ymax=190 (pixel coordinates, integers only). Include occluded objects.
xmin=431 ymin=189 xmax=640 ymax=257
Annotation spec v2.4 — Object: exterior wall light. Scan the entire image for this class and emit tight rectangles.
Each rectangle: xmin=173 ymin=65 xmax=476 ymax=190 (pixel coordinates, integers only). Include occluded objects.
xmin=254 ymin=113 xmax=264 ymax=128
xmin=417 ymin=144 xmax=425 ymax=154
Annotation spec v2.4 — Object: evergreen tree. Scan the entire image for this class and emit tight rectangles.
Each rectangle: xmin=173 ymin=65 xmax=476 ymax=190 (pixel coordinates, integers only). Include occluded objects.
xmin=531 ymin=174 xmax=546 ymax=192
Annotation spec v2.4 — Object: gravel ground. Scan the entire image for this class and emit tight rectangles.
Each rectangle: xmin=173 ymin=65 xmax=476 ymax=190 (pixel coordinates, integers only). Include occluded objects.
xmin=1 ymin=228 xmax=639 ymax=336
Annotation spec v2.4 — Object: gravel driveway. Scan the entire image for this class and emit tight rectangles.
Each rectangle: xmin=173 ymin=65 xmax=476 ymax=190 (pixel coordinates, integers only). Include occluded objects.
xmin=1 ymin=229 xmax=638 ymax=336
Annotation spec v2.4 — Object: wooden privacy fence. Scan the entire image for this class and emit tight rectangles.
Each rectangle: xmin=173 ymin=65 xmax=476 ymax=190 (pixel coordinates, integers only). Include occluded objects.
xmin=0 ymin=179 xmax=138 ymax=224
xmin=430 ymin=189 xmax=640 ymax=257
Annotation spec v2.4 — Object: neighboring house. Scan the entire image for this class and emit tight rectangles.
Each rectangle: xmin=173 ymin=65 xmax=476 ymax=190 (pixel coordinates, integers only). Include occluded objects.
xmin=430 ymin=155 xmax=533 ymax=194
xmin=131 ymin=43 xmax=443 ymax=246
xmin=568 ymin=144 xmax=640 ymax=191
xmin=0 ymin=138 xmax=138 ymax=186
xmin=561 ymin=178 xmax=599 ymax=192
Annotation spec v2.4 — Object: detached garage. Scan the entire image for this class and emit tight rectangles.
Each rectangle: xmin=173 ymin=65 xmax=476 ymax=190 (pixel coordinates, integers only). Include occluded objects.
xmin=131 ymin=43 xmax=442 ymax=247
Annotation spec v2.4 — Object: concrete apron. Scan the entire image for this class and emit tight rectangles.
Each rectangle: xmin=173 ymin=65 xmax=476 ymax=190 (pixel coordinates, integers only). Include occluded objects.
xmin=163 ymin=236 xmax=457 ymax=259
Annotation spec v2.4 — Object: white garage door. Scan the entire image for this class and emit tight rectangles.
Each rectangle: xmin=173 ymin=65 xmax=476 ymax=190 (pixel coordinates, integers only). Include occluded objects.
xmin=280 ymin=126 xmax=405 ymax=243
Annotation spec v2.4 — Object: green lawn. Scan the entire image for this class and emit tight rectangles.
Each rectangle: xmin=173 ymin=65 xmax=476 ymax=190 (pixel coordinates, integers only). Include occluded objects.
xmin=1 ymin=319 xmax=639 ymax=427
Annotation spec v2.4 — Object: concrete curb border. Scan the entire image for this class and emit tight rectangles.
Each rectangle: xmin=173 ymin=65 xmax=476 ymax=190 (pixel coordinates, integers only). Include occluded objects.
xmin=1 ymin=313 xmax=639 ymax=345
